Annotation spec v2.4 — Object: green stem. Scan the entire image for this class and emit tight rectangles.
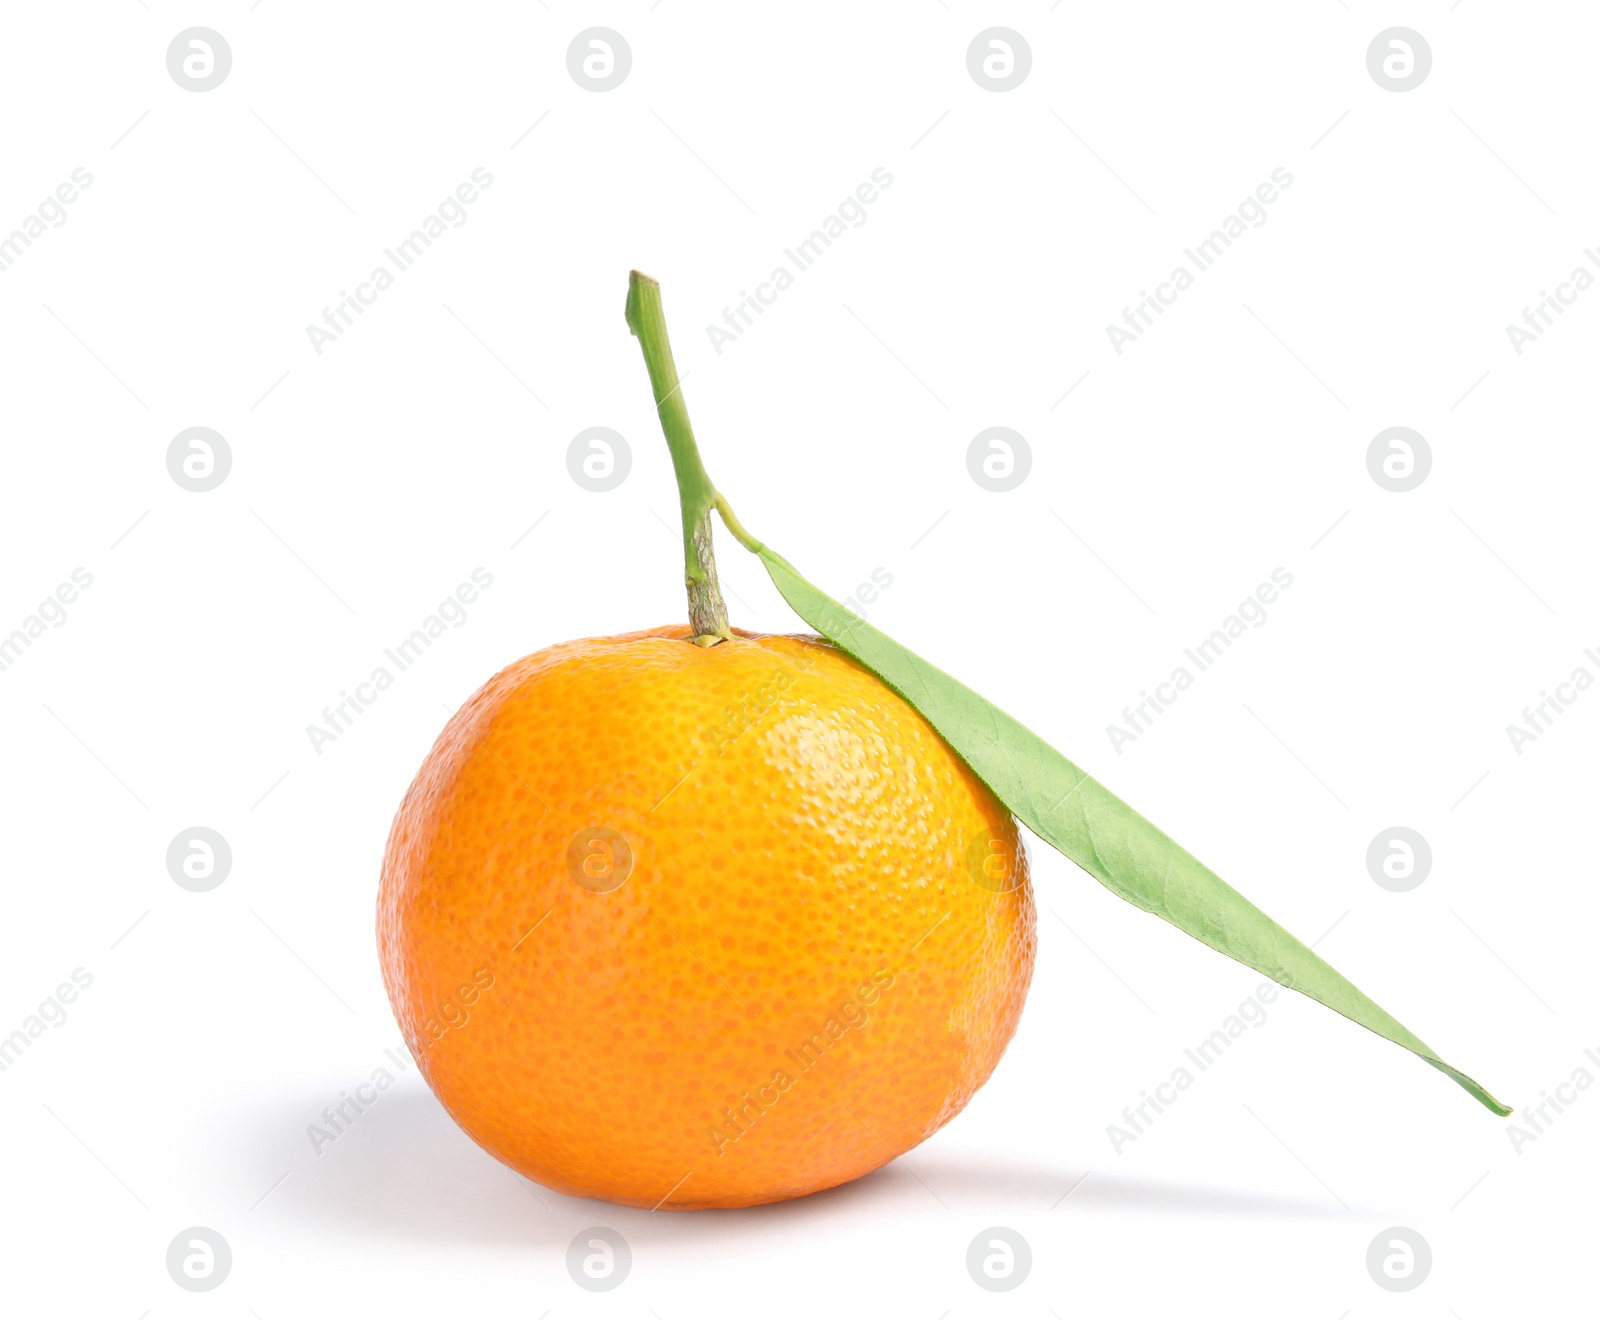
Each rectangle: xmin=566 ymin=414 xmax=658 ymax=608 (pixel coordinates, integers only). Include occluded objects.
xmin=625 ymin=271 xmax=731 ymax=644
xmin=714 ymin=495 xmax=763 ymax=554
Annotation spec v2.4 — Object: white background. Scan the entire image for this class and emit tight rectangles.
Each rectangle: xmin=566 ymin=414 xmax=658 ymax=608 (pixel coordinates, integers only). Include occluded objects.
xmin=1 ymin=2 xmax=1594 ymax=1315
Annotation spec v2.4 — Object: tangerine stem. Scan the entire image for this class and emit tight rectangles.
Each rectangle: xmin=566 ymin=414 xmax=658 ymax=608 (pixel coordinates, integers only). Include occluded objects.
xmin=625 ymin=270 xmax=732 ymax=644
xmin=713 ymin=494 xmax=763 ymax=554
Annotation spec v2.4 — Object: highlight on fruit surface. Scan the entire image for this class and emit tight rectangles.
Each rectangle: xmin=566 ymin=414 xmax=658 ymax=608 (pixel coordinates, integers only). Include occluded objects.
xmin=620 ymin=269 xmax=1508 ymax=1119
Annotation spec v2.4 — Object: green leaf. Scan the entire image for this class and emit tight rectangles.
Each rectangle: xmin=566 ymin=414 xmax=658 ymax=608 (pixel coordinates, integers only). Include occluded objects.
xmin=749 ymin=540 xmax=1511 ymax=1117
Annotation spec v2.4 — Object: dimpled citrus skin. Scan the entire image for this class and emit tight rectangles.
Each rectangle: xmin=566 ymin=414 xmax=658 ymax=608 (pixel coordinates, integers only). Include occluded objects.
xmin=377 ymin=624 xmax=1035 ymax=1210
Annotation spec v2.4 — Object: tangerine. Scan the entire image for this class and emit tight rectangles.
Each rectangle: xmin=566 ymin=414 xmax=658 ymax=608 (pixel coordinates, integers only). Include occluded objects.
xmin=378 ymin=625 xmax=1035 ymax=1209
